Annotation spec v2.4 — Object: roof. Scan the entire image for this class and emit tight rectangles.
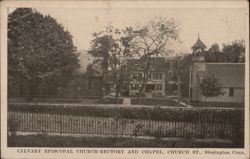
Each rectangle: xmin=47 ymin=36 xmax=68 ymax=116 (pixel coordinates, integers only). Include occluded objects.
xmin=128 ymin=57 xmax=168 ymax=71
xmin=191 ymin=38 xmax=207 ymax=49
xmin=77 ymin=50 xmax=94 ymax=73
xmin=205 ymin=63 xmax=245 ymax=88
xmin=74 ymin=50 xmax=102 ymax=76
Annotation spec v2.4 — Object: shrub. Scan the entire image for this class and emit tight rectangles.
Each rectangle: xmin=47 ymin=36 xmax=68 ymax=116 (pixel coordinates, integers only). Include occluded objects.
xmin=8 ymin=103 xmax=244 ymax=124
xmin=8 ymin=114 xmax=18 ymax=136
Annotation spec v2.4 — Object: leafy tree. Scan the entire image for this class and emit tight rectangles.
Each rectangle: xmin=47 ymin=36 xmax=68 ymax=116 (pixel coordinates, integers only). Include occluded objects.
xmin=8 ymin=8 xmax=79 ymax=97
xmin=86 ymin=61 xmax=102 ymax=76
xmin=130 ymin=17 xmax=180 ymax=103
xmin=209 ymin=43 xmax=220 ymax=53
xmin=89 ymin=34 xmax=111 ymax=95
xmin=89 ymin=26 xmax=134 ymax=103
xmin=205 ymin=43 xmax=223 ymax=62
xmin=205 ymin=40 xmax=245 ymax=63
xmin=90 ymin=17 xmax=179 ymax=103
xmin=178 ymin=54 xmax=193 ymax=97
xmin=199 ymin=74 xmax=224 ymax=104
xmin=222 ymin=40 xmax=245 ymax=63
xmin=167 ymin=54 xmax=193 ymax=105
xmin=173 ymin=54 xmax=193 ymax=89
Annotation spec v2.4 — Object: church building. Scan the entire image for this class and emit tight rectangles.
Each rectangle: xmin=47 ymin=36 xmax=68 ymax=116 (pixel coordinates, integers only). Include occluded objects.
xmin=190 ymin=37 xmax=245 ymax=103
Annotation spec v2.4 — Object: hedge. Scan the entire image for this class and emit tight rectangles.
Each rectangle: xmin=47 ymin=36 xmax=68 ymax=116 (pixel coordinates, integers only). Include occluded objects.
xmin=8 ymin=103 xmax=244 ymax=124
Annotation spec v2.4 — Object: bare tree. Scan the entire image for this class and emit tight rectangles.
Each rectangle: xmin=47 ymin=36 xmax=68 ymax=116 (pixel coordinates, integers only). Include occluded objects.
xmin=130 ymin=17 xmax=180 ymax=103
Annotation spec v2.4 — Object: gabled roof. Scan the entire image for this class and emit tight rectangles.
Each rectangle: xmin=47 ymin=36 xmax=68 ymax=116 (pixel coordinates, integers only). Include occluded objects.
xmin=128 ymin=57 xmax=168 ymax=71
xmin=205 ymin=63 xmax=245 ymax=88
xmin=77 ymin=50 xmax=94 ymax=73
xmin=191 ymin=38 xmax=207 ymax=49
xmin=74 ymin=50 xmax=102 ymax=76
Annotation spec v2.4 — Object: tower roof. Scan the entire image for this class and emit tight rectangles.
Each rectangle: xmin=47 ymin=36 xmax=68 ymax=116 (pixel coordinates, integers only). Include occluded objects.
xmin=191 ymin=37 xmax=207 ymax=49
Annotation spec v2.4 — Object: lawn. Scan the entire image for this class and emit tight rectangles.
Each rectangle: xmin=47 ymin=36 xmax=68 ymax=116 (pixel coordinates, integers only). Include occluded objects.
xmin=9 ymin=97 xmax=244 ymax=108
xmin=95 ymin=98 xmax=178 ymax=106
xmin=8 ymin=97 xmax=99 ymax=104
xmin=8 ymin=134 xmax=235 ymax=148
xmin=190 ymin=101 xmax=244 ymax=108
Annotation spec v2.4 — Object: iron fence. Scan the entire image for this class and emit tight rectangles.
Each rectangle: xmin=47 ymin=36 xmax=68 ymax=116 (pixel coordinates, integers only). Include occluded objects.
xmin=8 ymin=103 xmax=244 ymax=139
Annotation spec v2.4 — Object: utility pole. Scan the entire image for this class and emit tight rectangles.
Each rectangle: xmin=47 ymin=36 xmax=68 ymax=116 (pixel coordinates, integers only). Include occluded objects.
xmin=188 ymin=66 xmax=192 ymax=106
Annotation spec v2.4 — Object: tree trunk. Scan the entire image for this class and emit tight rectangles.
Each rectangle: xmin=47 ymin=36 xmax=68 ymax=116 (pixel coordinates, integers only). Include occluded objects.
xmin=188 ymin=66 xmax=192 ymax=105
xmin=27 ymin=80 xmax=38 ymax=101
xmin=102 ymin=55 xmax=109 ymax=96
xmin=137 ymin=86 xmax=143 ymax=104
xmin=137 ymin=57 xmax=151 ymax=104
xmin=18 ymin=77 xmax=24 ymax=97
xmin=103 ymin=69 xmax=108 ymax=96
xmin=137 ymin=81 xmax=146 ymax=104
xmin=115 ymin=84 xmax=120 ymax=105
xmin=177 ymin=73 xmax=181 ymax=106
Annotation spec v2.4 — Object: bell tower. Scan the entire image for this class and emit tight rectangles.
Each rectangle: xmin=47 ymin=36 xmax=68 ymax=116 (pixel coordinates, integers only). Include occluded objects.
xmin=191 ymin=35 xmax=207 ymax=61
xmin=190 ymin=35 xmax=207 ymax=102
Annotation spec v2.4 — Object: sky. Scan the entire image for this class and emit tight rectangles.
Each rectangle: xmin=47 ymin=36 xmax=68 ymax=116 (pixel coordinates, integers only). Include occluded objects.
xmin=10 ymin=7 xmax=247 ymax=54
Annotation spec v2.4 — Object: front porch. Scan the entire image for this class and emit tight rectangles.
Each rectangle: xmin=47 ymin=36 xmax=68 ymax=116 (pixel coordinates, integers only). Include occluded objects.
xmin=129 ymin=83 xmax=165 ymax=97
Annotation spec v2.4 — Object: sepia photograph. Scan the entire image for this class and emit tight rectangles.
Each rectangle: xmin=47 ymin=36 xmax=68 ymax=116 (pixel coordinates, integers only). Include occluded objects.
xmin=1 ymin=1 xmax=249 ymax=159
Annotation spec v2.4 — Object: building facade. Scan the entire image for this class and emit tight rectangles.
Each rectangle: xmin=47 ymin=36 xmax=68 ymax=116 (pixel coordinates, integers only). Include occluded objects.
xmin=190 ymin=38 xmax=245 ymax=103
xmin=128 ymin=57 xmax=167 ymax=97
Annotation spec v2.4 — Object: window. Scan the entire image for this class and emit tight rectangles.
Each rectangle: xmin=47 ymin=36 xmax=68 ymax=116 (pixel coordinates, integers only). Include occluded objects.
xmin=121 ymin=84 xmax=127 ymax=90
xmin=132 ymin=73 xmax=142 ymax=80
xmin=158 ymin=73 xmax=162 ymax=79
xmin=148 ymin=73 xmax=152 ymax=79
xmin=169 ymin=71 xmax=176 ymax=81
xmin=153 ymin=72 xmax=163 ymax=80
xmin=153 ymin=73 xmax=157 ymax=79
xmin=131 ymin=84 xmax=139 ymax=90
xmin=155 ymin=84 xmax=163 ymax=90
xmin=229 ymin=88 xmax=234 ymax=97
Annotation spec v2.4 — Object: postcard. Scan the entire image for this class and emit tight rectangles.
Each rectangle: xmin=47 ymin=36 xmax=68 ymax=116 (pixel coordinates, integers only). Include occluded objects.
xmin=1 ymin=1 xmax=249 ymax=159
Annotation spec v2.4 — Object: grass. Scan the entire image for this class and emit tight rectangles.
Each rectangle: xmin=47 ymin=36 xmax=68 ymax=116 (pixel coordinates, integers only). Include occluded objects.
xmin=9 ymin=97 xmax=244 ymax=108
xmin=95 ymin=98 xmax=178 ymax=106
xmin=8 ymin=134 xmax=236 ymax=148
xmin=95 ymin=98 xmax=123 ymax=104
xmin=190 ymin=101 xmax=244 ymax=108
xmin=131 ymin=98 xmax=178 ymax=106
xmin=9 ymin=97 xmax=99 ymax=104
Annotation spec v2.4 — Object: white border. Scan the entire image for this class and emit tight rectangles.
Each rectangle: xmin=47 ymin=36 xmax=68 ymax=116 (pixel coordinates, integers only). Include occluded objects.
xmin=1 ymin=1 xmax=249 ymax=159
